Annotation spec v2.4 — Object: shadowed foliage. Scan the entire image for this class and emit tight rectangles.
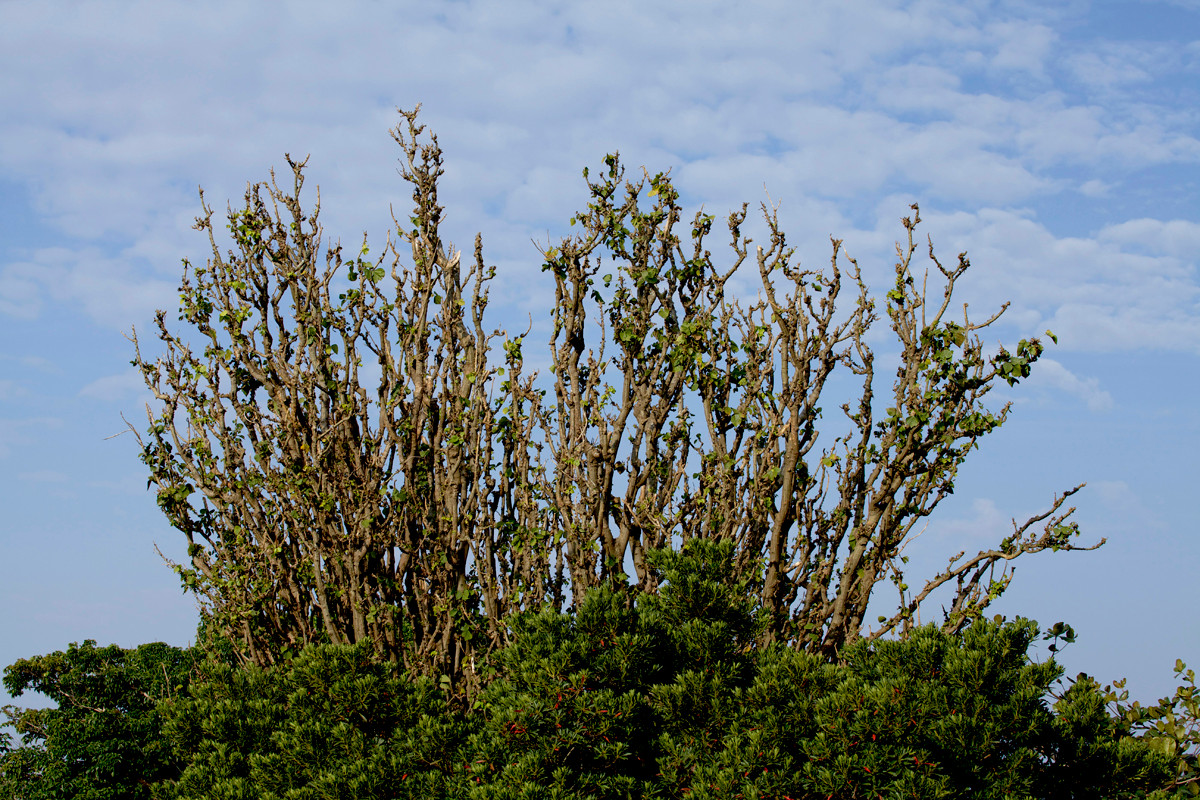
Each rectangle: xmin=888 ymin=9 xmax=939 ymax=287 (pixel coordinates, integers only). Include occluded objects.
xmin=1 ymin=542 xmax=1187 ymax=799
xmin=0 ymin=640 xmax=201 ymax=800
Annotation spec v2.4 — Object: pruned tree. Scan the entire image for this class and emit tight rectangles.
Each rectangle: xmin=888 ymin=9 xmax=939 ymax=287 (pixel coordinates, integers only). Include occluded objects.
xmin=131 ymin=106 xmax=1100 ymax=695
xmin=537 ymin=160 xmax=1100 ymax=658
xmin=131 ymin=109 xmax=555 ymax=693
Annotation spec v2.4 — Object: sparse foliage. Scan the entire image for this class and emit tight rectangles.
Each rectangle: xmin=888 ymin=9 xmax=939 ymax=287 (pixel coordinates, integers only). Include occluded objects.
xmin=1094 ymin=661 xmax=1200 ymax=796
xmin=130 ymin=106 xmax=1101 ymax=695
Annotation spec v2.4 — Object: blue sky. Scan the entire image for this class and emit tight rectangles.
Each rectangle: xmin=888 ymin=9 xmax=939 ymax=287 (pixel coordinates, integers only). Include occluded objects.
xmin=1 ymin=0 xmax=1198 ymax=717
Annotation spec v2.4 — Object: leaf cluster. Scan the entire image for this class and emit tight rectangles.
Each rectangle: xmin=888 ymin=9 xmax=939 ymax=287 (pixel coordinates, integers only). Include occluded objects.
xmin=1084 ymin=661 xmax=1200 ymax=797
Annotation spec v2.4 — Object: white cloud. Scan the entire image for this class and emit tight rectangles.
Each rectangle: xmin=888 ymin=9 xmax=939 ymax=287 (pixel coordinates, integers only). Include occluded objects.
xmin=1026 ymin=358 xmax=1114 ymax=411
xmin=79 ymin=368 xmax=148 ymax=403
xmin=1079 ymin=179 xmax=1111 ymax=197
xmin=0 ymin=354 xmax=60 ymax=379
xmin=0 ymin=0 xmax=1194 ymax=358
xmin=926 ymin=497 xmax=1011 ymax=544
xmin=916 ymin=207 xmax=1200 ymax=353
xmin=1 ymin=246 xmax=177 ymax=331
xmin=1091 ymin=480 xmax=1139 ymax=511
xmin=987 ymin=20 xmax=1057 ymax=77
xmin=1099 ymin=218 xmax=1200 ymax=259
xmin=0 ymin=262 xmax=42 ymax=319
xmin=1064 ymin=50 xmax=1153 ymax=90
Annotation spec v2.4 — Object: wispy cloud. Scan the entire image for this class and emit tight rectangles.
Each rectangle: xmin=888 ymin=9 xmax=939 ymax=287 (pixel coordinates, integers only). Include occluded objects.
xmin=0 ymin=416 xmax=63 ymax=458
xmin=0 ymin=246 xmax=177 ymax=331
xmin=79 ymin=368 xmax=148 ymax=404
xmin=924 ymin=497 xmax=1012 ymax=544
xmin=0 ymin=0 xmax=1195 ymax=344
xmin=1026 ymin=358 xmax=1114 ymax=411
xmin=1099 ymin=218 xmax=1200 ymax=259
xmin=917 ymin=207 xmax=1200 ymax=353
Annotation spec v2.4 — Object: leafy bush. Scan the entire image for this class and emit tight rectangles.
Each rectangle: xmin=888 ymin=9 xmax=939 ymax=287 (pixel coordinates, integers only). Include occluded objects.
xmin=0 ymin=640 xmax=201 ymax=800
xmin=464 ymin=540 xmax=1176 ymax=799
xmin=160 ymin=541 xmax=1173 ymax=798
xmin=462 ymin=540 xmax=759 ymax=798
xmin=668 ymin=622 xmax=1175 ymax=800
xmin=1096 ymin=662 xmax=1200 ymax=797
xmin=2 ymin=542 xmax=1186 ymax=799
xmin=155 ymin=641 xmax=465 ymax=800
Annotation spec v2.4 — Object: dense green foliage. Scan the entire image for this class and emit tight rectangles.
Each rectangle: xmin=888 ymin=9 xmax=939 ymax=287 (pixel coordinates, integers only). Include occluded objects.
xmin=154 ymin=643 xmax=463 ymax=800
xmin=461 ymin=541 xmax=763 ymax=798
xmin=6 ymin=541 xmax=1188 ymax=799
xmin=4 ymin=542 xmax=1195 ymax=796
xmin=450 ymin=542 xmax=1178 ymax=799
xmin=0 ymin=640 xmax=201 ymax=799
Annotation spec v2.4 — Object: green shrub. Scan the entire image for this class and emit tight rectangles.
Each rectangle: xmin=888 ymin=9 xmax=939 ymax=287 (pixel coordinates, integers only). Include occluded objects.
xmin=4 ymin=541 xmax=1185 ymax=799
xmin=669 ymin=621 xmax=1176 ymax=800
xmin=459 ymin=539 xmax=759 ymax=799
xmin=453 ymin=540 xmax=1178 ymax=799
xmin=1 ymin=640 xmax=201 ymax=800
xmin=155 ymin=641 xmax=464 ymax=800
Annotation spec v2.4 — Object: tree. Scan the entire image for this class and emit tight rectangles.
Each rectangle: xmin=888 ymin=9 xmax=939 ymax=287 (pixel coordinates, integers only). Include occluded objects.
xmin=0 ymin=641 xmax=200 ymax=800
xmin=131 ymin=105 xmax=1099 ymax=695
